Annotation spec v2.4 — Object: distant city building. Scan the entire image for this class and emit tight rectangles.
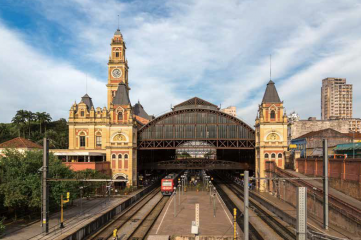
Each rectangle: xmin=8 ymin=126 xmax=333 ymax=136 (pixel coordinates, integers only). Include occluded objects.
xmin=288 ymin=117 xmax=361 ymax=144
xmin=221 ymin=106 xmax=237 ymax=117
xmin=290 ymin=128 xmax=353 ymax=158
xmin=288 ymin=118 xmax=350 ymax=144
xmin=287 ymin=111 xmax=300 ymax=123
xmin=321 ymin=78 xmax=352 ymax=120
xmin=349 ymin=118 xmax=361 ymax=133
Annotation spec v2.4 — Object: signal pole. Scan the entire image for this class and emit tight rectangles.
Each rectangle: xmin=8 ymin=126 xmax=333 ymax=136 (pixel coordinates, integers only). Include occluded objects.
xmin=42 ymin=138 xmax=49 ymax=233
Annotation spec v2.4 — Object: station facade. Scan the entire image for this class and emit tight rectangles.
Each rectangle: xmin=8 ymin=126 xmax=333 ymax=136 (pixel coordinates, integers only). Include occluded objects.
xmin=58 ymin=29 xmax=152 ymax=186
xmin=55 ymin=29 xmax=288 ymax=189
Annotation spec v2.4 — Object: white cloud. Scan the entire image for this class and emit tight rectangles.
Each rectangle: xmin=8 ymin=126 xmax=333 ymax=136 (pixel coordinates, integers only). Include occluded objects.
xmin=1 ymin=0 xmax=361 ymax=124
xmin=0 ymin=23 xmax=105 ymax=122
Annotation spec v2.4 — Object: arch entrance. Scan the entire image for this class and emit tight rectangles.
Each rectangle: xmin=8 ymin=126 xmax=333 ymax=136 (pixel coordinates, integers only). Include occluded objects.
xmin=137 ymin=97 xmax=255 ymax=170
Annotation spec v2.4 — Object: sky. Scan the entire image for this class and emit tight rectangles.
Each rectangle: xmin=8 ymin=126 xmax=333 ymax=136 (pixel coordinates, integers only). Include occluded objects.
xmin=0 ymin=0 xmax=361 ymax=126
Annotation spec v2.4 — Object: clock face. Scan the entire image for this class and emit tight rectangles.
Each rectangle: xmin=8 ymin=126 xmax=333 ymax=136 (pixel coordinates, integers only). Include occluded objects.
xmin=112 ymin=68 xmax=122 ymax=78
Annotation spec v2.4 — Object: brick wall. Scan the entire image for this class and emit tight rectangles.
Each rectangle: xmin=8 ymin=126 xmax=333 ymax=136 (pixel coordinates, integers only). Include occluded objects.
xmin=296 ymin=158 xmax=361 ymax=200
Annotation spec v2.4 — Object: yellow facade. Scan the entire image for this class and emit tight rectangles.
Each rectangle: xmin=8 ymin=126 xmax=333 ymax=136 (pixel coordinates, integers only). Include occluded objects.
xmin=255 ymin=80 xmax=288 ymax=191
xmin=68 ymin=29 xmax=137 ymax=186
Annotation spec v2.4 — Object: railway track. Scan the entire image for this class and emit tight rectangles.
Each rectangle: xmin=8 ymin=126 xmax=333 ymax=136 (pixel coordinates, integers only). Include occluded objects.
xmin=88 ymin=188 xmax=168 ymax=240
xmin=225 ymin=181 xmax=296 ymax=240
xmin=277 ymin=169 xmax=361 ymax=223
xmin=215 ymin=182 xmax=264 ymax=240
xmin=214 ymin=173 xmax=297 ymax=240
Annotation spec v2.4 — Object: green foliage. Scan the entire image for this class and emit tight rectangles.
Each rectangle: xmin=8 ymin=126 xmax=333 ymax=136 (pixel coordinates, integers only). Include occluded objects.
xmin=1 ymin=111 xmax=68 ymax=149
xmin=0 ymin=149 xmax=107 ymax=218
xmin=0 ymin=217 xmax=5 ymax=235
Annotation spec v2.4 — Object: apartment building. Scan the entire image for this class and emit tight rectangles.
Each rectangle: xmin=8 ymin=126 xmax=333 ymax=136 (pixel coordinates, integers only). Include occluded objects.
xmin=321 ymin=78 xmax=352 ymax=120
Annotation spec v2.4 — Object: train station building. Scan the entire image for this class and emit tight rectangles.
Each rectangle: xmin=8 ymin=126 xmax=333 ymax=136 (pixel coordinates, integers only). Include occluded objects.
xmin=52 ymin=29 xmax=289 ymax=188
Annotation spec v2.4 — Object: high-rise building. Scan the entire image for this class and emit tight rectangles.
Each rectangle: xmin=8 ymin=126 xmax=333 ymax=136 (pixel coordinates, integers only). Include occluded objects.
xmin=221 ymin=106 xmax=237 ymax=117
xmin=321 ymin=78 xmax=352 ymax=120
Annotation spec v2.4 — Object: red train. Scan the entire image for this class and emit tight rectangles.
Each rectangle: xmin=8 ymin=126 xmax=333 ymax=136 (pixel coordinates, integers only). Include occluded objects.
xmin=161 ymin=173 xmax=178 ymax=196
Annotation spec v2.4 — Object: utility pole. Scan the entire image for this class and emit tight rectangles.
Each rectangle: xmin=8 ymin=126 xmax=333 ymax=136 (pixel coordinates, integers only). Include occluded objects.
xmin=323 ymin=139 xmax=329 ymax=230
xmin=296 ymin=187 xmax=307 ymax=240
xmin=42 ymin=138 xmax=49 ymax=233
xmin=244 ymin=170 xmax=249 ymax=240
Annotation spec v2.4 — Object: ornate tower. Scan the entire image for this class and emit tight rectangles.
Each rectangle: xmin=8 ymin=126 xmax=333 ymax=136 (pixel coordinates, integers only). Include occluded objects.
xmin=107 ymin=29 xmax=129 ymax=109
xmin=255 ymin=80 xmax=288 ymax=191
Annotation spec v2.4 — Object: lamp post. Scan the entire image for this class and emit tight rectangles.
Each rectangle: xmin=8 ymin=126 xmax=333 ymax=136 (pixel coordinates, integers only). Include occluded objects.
xmin=174 ymin=187 xmax=177 ymax=217
xmin=209 ymin=181 xmax=212 ymax=203
xmin=178 ymin=180 xmax=181 ymax=205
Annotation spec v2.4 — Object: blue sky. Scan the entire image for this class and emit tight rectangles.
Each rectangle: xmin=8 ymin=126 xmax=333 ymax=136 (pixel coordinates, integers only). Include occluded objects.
xmin=0 ymin=0 xmax=361 ymax=125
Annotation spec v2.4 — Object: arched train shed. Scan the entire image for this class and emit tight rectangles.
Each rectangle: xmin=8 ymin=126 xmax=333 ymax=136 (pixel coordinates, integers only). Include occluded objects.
xmin=137 ymin=97 xmax=255 ymax=170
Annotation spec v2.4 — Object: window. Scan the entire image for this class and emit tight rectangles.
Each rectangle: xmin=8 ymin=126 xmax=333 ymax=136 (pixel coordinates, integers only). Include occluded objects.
xmin=81 ymin=111 xmax=85 ymax=117
xmin=124 ymin=154 xmax=128 ymax=159
xmin=112 ymin=154 xmax=116 ymax=159
xmin=265 ymin=153 xmax=269 ymax=159
xmin=118 ymin=112 xmax=123 ymax=120
xmin=96 ymin=136 xmax=102 ymax=147
xmin=271 ymin=153 xmax=276 ymax=158
xmin=278 ymin=153 xmax=283 ymax=159
xmin=116 ymin=52 xmax=119 ymax=57
xmin=118 ymin=154 xmax=122 ymax=159
xmin=270 ymin=110 xmax=275 ymax=120
xmin=80 ymin=136 xmax=85 ymax=147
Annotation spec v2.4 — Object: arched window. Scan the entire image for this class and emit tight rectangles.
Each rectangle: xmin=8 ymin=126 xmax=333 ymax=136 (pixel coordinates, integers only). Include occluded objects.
xmin=271 ymin=153 xmax=276 ymax=158
xmin=124 ymin=154 xmax=129 ymax=169
xmin=79 ymin=132 xmax=86 ymax=147
xmin=118 ymin=112 xmax=123 ymax=120
xmin=81 ymin=111 xmax=85 ymax=117
xmin=265 ymin=153 xmax=269 ymax=159
xmin=96 ymin=133 xmax=102 ymax=147
xmin=270 ymin=110 xmax=275 ymax=120
xmin=112 ymin=154 xmax=116 ymax=159
xmin=278 ymin=153 xmax=283 ymax=159
xmin=118 ymin=154 xmax=122 ymax=159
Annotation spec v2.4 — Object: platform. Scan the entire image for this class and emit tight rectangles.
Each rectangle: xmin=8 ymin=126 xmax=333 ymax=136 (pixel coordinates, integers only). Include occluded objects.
xmin=149 ymin=187 xmax=240 ymax=238
xmin=1 ymin=188 xmax=145 ymax=240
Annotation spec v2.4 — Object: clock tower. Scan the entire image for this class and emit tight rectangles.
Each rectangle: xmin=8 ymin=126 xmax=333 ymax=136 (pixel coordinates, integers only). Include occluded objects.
xmin=255 ymin=80 xmax=288 ymax=191
xmin=107 ymin=29 xmax=129 ymax=109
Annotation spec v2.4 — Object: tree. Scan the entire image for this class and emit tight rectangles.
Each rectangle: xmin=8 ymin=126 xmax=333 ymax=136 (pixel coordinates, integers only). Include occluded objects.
xmin=35 ymin=112 xmax=52 ymax=134
xmin=24 ymin=111 xmax=35 ymax=138
xmin=0 ymin=149 xmax=78 ymax=218
xmin=11 ymin=110 xmax=27 ymax=137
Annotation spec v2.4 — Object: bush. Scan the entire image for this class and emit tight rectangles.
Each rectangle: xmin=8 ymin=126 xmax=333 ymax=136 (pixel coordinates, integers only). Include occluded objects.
xmin=0 ymin=217 xmax=5 ymax=235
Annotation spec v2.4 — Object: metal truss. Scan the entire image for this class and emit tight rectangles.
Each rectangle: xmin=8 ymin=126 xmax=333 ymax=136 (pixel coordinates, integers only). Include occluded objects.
xmin=138 ymin=139 xmax=255 ymax=150
xmin=142 ymin=158 xmax=254 ymax=170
